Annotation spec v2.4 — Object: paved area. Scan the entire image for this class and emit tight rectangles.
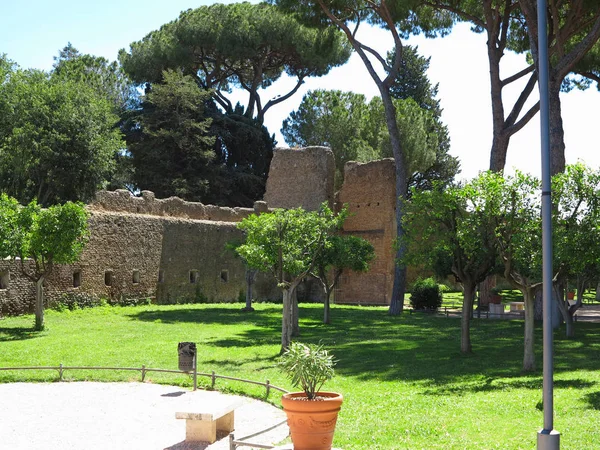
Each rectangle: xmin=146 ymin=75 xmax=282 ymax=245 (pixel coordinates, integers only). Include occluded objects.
xmin=0 ymin=382 xmax=289 ymax=450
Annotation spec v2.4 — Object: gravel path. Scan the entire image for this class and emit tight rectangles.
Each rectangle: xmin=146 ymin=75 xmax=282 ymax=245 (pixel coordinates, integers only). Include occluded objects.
xmin=0 ymin=382 xmax=289 ymax=450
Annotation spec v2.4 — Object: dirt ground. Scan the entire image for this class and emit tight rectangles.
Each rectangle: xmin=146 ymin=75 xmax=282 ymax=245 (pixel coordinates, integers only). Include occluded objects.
xmin=0 ymin=382 xmax=289 ymax=450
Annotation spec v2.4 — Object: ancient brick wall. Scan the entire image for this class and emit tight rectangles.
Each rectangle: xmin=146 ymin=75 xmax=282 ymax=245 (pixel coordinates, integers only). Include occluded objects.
xmin=0 ymin=197 xmax=279 ymax=316
xmin=264 ymin=146 xmax=335 ymax=211
xmin=334 ymin=159 xmax=397 ymax=305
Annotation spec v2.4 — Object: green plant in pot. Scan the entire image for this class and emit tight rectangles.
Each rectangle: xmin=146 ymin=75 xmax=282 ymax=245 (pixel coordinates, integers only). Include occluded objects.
xmin=279 ymin=342 xmax=343 ymax=450
xmin=490 ymin=286 xmax=503 ymax=304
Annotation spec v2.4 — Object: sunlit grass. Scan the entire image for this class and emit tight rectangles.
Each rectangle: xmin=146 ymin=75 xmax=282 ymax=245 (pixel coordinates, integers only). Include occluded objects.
xmin=1 ymin=303 xmax=599 ymax=449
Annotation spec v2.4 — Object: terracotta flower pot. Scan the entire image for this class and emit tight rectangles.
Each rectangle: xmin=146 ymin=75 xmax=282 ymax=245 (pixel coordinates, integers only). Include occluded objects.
xmin=281 ymin=391 xmax=343 ymax=450
xmin=490 ymin=294 xmax=502 ymax=304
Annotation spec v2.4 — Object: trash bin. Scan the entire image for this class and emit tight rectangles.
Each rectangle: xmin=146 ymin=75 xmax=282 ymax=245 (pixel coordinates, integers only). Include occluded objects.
xmin=178 ymin=342 xmax=196 ymax=372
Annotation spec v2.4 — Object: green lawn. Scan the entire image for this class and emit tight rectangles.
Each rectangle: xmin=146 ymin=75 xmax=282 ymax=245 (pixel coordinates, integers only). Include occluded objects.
xmin=1 ymin=303 xmax=599 ymax=449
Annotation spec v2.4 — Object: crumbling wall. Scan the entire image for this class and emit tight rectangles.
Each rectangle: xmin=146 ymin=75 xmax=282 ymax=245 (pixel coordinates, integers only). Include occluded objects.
xmin=0 ymin=198 xmax=279 ymax=316
xmin=91 ymin=189 xmax=267 ymax=221
xmin=334 ymin=159 xmax=397 ymax=305
xmin=264 ymin=146 xmax=335 ymax=211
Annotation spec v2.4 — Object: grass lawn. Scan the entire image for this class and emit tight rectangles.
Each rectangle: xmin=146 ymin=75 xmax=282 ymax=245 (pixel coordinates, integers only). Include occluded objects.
xmin=1 ymin=303 xmax=599 ymax=449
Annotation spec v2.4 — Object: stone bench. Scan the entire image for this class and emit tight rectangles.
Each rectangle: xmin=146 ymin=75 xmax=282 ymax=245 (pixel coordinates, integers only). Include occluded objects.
xmin=176 ymin=398 xmax=244 ymax=443
xmin=509 ymin=302 xmax=524 ymax=312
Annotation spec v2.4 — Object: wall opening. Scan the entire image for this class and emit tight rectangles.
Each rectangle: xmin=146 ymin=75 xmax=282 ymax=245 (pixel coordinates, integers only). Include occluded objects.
xmin=105 ymin=271 xmax=113 ymax=287
xmin=132 ymin=270 xmax=140 ymax=284
xmin=189 ymin=270 xmax=199 ymax=284
xmin=158 ymin=270 xmax=164 ymax=283
xmin=220 ymin=270 xmax=229 ymax=283
xmin=0 ymin=271 xmax=9 ymax=290
xmin=73 ymin=270 xmax=82 ymax=288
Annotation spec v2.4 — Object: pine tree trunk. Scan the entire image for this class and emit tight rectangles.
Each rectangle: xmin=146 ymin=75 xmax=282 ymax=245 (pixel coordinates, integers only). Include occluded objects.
xmin=596 ymin=281 xmax=600 ymax=301
xmin=548 ymin=81 xmax=566 ymax=176
xmin=34 ymin=277 xmax=45 ymax=331
xmin=461 ymin=282 xmax=476 ymax=354
xmin=523 ymin=288 xmax=536 ymax=372
xmin=380 ymin=86 xmax=407 ymax=316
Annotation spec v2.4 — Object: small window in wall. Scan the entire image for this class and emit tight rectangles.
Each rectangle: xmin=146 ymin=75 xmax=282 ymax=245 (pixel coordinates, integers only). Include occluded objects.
xmin=0 ymin=271 xmax=9 ymax=290
xmin=73 ymin=270 xmax=82 ymax=288
xmin=189 ymin=270 xmax=199 ymax=284
xmin=105 ymin=271 xmax=113 ymax=287
xmin=158 ymin=270 xmax=165 ymax=283
xmin=132 ymin=270 xmax=140 ymax=284
xmin=220 ymin=270 xmax=229 ymax=283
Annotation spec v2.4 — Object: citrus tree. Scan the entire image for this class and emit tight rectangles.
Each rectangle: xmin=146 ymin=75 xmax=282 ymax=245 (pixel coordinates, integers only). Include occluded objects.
xmin=236 ymin=205 xmax=341 ymax=352
xmin=403 ymin=175 xmax=498 ymax=354
xmin=0 ymin=194 xmax=88 ymax=330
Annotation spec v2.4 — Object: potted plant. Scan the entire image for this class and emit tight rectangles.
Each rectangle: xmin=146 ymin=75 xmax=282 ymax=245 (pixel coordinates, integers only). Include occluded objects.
xmin=279 ymin=342 xmax=343 ymax=450
xmin=490 ymin=286 xmax=503 ymax=304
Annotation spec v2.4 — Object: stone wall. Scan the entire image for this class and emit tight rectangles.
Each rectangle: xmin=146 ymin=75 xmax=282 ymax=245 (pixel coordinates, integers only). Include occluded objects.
xmin=334 ymin=159 xmax=397 ymax=305
xmin=92 ymin=189 xmax=268 ymax=221
xmin=264 ymin=146 xmax=335 ymax=211
xmin=0 ymin=146 xmax=397 ymax=315
xmin=0 ymin=201 xmax=280 ymax=316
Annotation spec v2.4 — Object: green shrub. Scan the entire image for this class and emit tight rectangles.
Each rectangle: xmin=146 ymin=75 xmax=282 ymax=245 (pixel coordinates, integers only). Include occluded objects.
xmin=109 ymin=295 xmax=152 ymax=307
xmin=52 ymin=293 xmax=104 ymax=311
xmin=438 ymin=283 xmax=451 ymax=293
xmin=410 ymin=278 xmax=443 ymax=311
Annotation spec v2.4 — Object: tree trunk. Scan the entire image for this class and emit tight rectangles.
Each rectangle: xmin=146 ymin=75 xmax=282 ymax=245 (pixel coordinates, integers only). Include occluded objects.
xmin=291 ymin=287 xmax=300 ymax=337
xmin=380 ymin=87 xmax=408 ymax=316
xmin=548 ymin=81 xmax=566 ymax=175
xmin=461 ymin=282 xmax=476 ymax=354
xmin=522 ymin=288 xmax=536 ymax=372
xmin=478 ymin=275 xmax=495 ymax=309
xmin=487 ymin=35 xmax=508 ymax=172
xmin=324 ymin=287 xmax=332 ymax=325
xmin=281 ymin=287 xmax=293 ymax=353
xmin=489 ymin=132 xmax=511 ymax=172
xmin=243 ymin=269 xmax=257 ymax=312
xmin=596 ymin=280 xmax=600 ymax=301
xmin=34 ymin=277 xmax=45 ymax=331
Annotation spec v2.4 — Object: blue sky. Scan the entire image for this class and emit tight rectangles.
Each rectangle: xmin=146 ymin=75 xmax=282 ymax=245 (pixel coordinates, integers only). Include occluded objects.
xmin=2 ymin=0 xmax=600 ymax=180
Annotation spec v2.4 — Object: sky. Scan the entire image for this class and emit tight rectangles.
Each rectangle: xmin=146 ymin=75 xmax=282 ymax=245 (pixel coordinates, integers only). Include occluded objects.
xmin=2 ymin=0 xmax=600 ymax=181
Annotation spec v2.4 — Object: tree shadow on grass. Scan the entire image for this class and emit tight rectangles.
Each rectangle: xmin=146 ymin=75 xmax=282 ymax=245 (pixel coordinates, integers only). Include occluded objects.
xmin=128 ymin=306 xmax=282 ymax=328
xmin=288 ymin=307 xmax=600 ymax=390
xmin=0 ymin=326 xmax=41 ymax=342
xmin=422 ymin=377 xmax=596 ymax=396
xmin=130 ymin=304 xmax=600 ymax=390
xmin=584 ymin=391 xmax=600 ymax=410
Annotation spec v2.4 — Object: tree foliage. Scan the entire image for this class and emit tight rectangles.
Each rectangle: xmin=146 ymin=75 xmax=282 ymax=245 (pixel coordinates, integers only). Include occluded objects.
xmin=53 ymin=42 xmax=138 ymax=114
xmin=403 ymin=176 xmax=497 ymax=353
xmin=552 ymin=163 xmax=600 ymax=336
xmin=313 ymin=228 xmax=375 ymax=324
xmin=0 ymin=62 xmax=123 ymax=206
xmin=235 ymin=204 xmax=345 ymax=351
xmin=119 ymin=1 xmax=351 ymax=124
xmin=0 ymin=194 xmax=88 ymax=330
xmin=281 ymin=88 xmax=455 ymax=191
xmin=205 ymin=106 xmax=275 ymax=206
xmin=128 ymin=69 xmax=216 ymax=201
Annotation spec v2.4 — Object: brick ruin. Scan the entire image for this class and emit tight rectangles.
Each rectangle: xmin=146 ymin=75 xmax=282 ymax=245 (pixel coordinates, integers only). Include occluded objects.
xmin=0 ymin=147 xmax=396 ymax=315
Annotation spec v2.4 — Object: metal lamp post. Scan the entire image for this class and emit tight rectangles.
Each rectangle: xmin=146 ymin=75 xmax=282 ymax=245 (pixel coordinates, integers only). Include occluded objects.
xmin=537 ymin=0 xmax=560 ymax=448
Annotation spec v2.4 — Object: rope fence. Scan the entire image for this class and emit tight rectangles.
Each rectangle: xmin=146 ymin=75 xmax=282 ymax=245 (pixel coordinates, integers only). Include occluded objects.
xmin=0 ymin=364 xmax=289 ymax=397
